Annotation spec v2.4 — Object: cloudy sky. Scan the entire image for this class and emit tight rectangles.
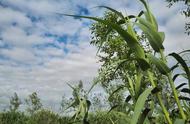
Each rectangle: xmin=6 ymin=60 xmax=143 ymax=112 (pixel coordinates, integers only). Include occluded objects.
xmin=0 ymin=0 xmax=189 ymax=111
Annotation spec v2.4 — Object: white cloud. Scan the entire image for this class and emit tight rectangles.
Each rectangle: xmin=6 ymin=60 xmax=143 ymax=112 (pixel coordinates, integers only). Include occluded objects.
xmin=35 ymin=47 xmax=65 ymax=57
xmin=166 ymin=14 xmax=187 ymax=34
xmin=0 ymin=47 xmax=38 ymax=64
xmin=0 ymin=6 xmax=32 ymax=28
xmin=1 ymin=26 xmax=49 ymax=47
xmin=46 ymin=18 xmax=83 ymax=36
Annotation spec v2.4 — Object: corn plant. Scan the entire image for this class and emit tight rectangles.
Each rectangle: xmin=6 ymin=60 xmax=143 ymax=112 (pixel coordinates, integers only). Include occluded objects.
xmin=64 ymin=81 xmax=91 ymax=124
xmin=61 ymin=0 xmax=190 ymax=123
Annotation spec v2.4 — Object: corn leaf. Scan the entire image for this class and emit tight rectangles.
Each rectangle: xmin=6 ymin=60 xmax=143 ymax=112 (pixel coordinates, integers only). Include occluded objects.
xmin=108 ymin=105 xmax=119 ymax=113
xmin=138 ymin=108 xmax=151 ymax=124
xmin=144 ymin=11 xmax=158 ymax=30
xmin=148 ymin=54 xmax=170 ymax=75
xmin=61 ymin=14 xmax=138 ymax=49
xmin=127 ymin=75 xmax=135 ymax=96
xmin=173 ymin=74 xmax=181 ymax=81
xmin=179 ymin=96 xmax=190 ymax=101
xmin=136 ymin=18 xmax=164 ymax=52
xmin=151 ymin=86 xmax=162 ymax=94
xmin=95 ymin=6 xmax=124 ymax=19
xmin=139 ymin=0 xmax=158 ymax=30
xmin=61 ymin=14 xmax=150 ymax=70
xmin=131 ymin=87 xmax=153 ymax=124
xmin=125 ymin=95 xmax=132 ymax=103
xmin=176 ymin=83 xmax=187 ymax=90
xmin=170 ymin=64 xmax=179 ymax=71
xmin=108 ymin=85 xmax=125 ymax=100
xmin=118 ymin=11 xmax=144 ymax=24
xmin=159 ymin=32 xmax=165 ymax=43
xmin=169 ymin=52 xmax=190 ymax=89
xmin=181 ymin=88 xmax=190 ymax=94
xmin=179 ymin=49 xmax=190 ymax=55
xmin=174 ymin=119 xmax=185 ymax=124
xmin=135 ymin=72 xmax=143 ymax=98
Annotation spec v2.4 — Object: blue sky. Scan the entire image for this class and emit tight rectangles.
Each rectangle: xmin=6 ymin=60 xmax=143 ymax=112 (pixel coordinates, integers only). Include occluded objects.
xmin=0 ymin=0 xmax=189 ymax=111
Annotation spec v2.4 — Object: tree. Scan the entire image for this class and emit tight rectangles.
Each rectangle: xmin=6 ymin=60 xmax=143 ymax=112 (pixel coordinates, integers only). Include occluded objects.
xmin=9 ymin=92 xmax=21 ymax=112
xmin=25 ymin=92 xmax=42 ymax=115
xmin=167 ymin=0 xmax=190 ymax=35
xmin=90 ymin=11 xmax=155 ymax=108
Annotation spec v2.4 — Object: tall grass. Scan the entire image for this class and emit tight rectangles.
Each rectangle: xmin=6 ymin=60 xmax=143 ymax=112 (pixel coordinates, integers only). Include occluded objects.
xmin=60 ymin=0 xmax=190 ymax=123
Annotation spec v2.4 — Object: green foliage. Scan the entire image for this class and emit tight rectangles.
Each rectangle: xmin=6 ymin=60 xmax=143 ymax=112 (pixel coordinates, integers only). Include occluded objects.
xmin=166 ymin=0 xmax=190 ymax=35
xmin=25 ymin=92 xmax=42 ymax=115
xmin=61 ymin=0 xmax=190 ymax=123
xmin=0 ymin=111 xmax=28 ymax=124
xmin=88 ymin=111 xmax=131 ymax=124
xmin=131 ymin=88 xmax=153 ymax=124
xmin=9 ymin=93 xmax=21 ymax=112
xmin=148 ymin=54 xmax=170 ymax=75
xmin=27 ymin=109 xmax=66 ymax=124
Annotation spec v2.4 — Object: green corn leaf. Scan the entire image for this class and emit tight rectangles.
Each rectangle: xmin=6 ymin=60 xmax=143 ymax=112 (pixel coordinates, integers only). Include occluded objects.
xmin=159 ymin=32 xmax=165 ymax=43
xmin=67 ymin=83 xmax=75 ymax=90
xmin=151 ymin=86 xmax=162 ymax=94
xmin=131 ymin=87 xmax=153 ymax=124
xmin=173 ymin=74 xmax=181 ymax=81
xmin=127 ymin=76 xmax=135 ymax=96
xmin=139 ymin=0 xmax=149 ymax=12
xmin=138 ymin=58 xmax=150 ymax=71
xmin=135 ymin=72 xmax=143 ymax=97
xmin=125 ymin=95 xmax=132 ymax=103
xmin=61 ymin=14 xmax=137 ymax=46
xmin=136 ymin=18 xmax=164 ymax=52
xmin=139 ymin=0 xmax=158 ymax=30
xmin=169 ymin=52 xmax=190 ymax=89
xmin=127 ymin=17 xmax=137 ymax=39
xmin=179 ymin=49 xmax=190 ymax=55
xmin=86 ymin=100 xmax=91 ymax=110
xmin=64 ymin=101 xmax=78 ymax=111
xmin=170 ymin=64 xmax=179 ymax=71
xmin=173 ymin=73 xmax=188 ymax=81
xmin=176 ymin=83 xmax=187 ymax=90
xmin=108 ymin=105 xmax=119 ymax=113
xmin=96 ymin=28 xmax=112 ymax=55
xmin=150 ymin=13 xmax=158 ymax=31
xmin=108 ymin=85 xmax=125 ymax=100
xmin=144 ymin=11 xmax=158 ymax=30
xmin=181 ymin=88 xmax=190 ymax=94
xmin=95 ymin=6 xmax=124 ymax=19
xmin=148 ymin=54 xmax=170 ymax=75
xmin=118 ymin=11 xmax=144 ymax=24
xmin=174 ymin=118 xmax=185 ymax=124
xmin=181 ymin=73 xmax=188 ymax=79
xmin=61 ymin=14 xmax=150 ymax=70
xmin=183 ymin=101 xmax=190 ymax=115
xmin=135 ymin=11 xmax=144 ymax=22
xmin=112 ymin=111 xmax=131 ymax=123
xmin=118 ymin=15 xmax=135 ymax=24
xmin=137 ymin=17 xmax=155 ymax=30
xmin=179 ymin=96 xmax=190 ymax=101
xmin=138 ymin=108 xmax=151 ymax=124
xmin=83 ymin=119 xmax=90 ymax=124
